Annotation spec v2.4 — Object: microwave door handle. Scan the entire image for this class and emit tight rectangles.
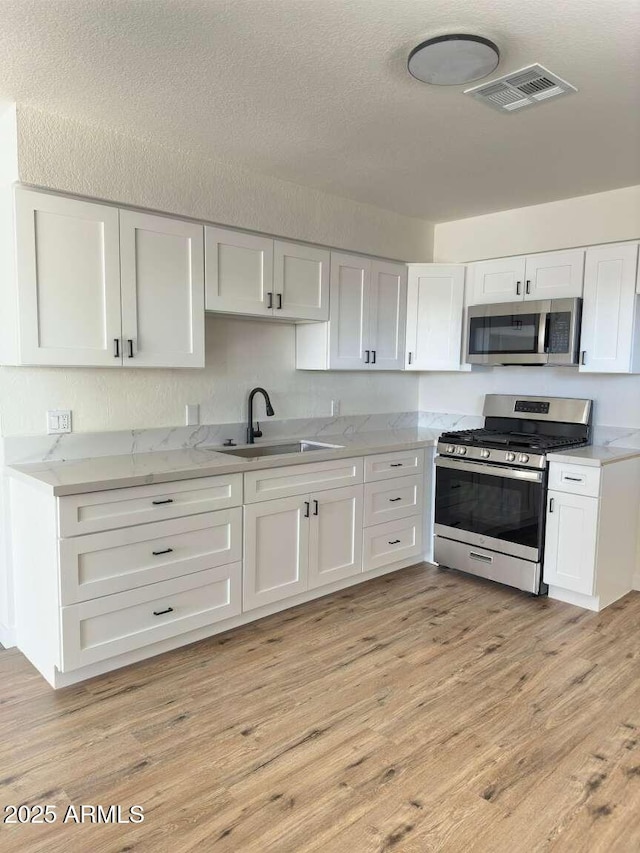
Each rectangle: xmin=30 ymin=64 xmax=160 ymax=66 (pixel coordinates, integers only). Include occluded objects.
xmin=538 ymin=310 xmax=549 ymax=361
xmin=543 ymin=313 xmax=551 ymax=354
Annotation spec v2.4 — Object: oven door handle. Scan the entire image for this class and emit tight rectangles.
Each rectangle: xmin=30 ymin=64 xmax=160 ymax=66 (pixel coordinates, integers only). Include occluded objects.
xmin=435 ymin=456 xmax=544 ymax=483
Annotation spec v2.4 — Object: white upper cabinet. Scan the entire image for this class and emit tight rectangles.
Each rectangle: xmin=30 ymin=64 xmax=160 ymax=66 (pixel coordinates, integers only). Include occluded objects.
xmin=468 ymin=256 xmax=526 ymax=305
xmin=328 ymin=252 xmax=371 ymax=369
xmin=295 ymin=253 xmax=407 ymax=370
xmin=120 ymin=211 xmax=204 ymax=368
xmin=205 ymin=227 xmax=273 ymax=317
xmin=368 ymin=260 xmax=407 ymax=370
xmin=524 ymin=250 xmax=585 ymax=300
xmin=14 ymin=188 xmax=122 ymax=366
xmin=579 ymin=242 xmax=640 ymax=374
xmin=468 ymin=249 xmax=584 ymax=305
xmin=273 ymin=241 xmax=329 ymax=321
xmin=405 ymin=264 xmax=465 ymax=371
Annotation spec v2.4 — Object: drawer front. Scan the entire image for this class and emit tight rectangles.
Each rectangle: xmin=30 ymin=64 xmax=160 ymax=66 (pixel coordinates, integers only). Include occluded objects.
xmin=59 ymin=474 xmax=243 ymax=536
xmin=60 ymin=563 xmax=241 ymax=671
xmin=363 ymin=514 xmax=423 ymax=572
xmin=548 ymin=462 xmax=600 ymax=497
xmin=364 ymin=449 xmax=424 ymax=483
xmin=59 ymin=508 xmax=242 ymax=604
xmin=243 ymin=457 xmax=363 ymax=503
xmin=364 ymin=475 xmax=423 ymax=527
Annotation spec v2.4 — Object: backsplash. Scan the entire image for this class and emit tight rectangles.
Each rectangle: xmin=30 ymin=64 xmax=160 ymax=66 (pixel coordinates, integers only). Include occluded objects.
xmin=3 ymin=410 xmax=639 ymax=466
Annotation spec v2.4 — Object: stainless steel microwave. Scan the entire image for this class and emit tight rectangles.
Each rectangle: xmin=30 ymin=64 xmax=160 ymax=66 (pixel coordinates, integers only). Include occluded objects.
xmin=465 ymin=298 xmax=582 ymax=366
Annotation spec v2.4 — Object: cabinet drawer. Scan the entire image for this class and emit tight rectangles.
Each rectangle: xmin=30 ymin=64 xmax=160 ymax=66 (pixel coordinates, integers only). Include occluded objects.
xmin=59 ymin=509 xmax=242 ymax=604
xmin=363 ymin=514 xmax=423 ymax=571
xmin=364 ymin=449 xmax=424 ymax=482
xmin=548 ymin=462 xmax=600 ymax=497
xmin=364 ymin=475 xmax=423 ymax=527
xmin=58 ymin=474 xmax=243 ymax=536
xmin=243 ymin=457 xmax=363 ymax=503
xmin=60 ymin=563 xmax=241 ymax=671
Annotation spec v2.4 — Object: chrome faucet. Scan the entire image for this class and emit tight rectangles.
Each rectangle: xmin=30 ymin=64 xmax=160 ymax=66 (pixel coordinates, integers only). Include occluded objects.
xmin=247 ymin=387 xmax=275 ymax=444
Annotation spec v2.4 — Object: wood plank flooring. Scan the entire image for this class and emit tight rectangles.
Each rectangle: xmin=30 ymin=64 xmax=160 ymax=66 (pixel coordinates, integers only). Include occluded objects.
xmin=2 ymin=563 xmax=640 ymax=852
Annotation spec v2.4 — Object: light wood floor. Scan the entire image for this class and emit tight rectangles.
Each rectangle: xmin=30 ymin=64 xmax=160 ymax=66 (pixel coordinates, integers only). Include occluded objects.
xmin=2 ymin=564 xmax=640 ymax=853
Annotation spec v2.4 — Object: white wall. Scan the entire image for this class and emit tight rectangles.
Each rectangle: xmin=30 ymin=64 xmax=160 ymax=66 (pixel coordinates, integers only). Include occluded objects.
xmin=1 ymin=315 xmax=418 ymax=436
xmin=419 ymin=367 xmax=640 ymax=429
xmin=0 ymin=105 xmax=430 ymax=437
xmin=434 ymin=185 xmax=640 ymax=262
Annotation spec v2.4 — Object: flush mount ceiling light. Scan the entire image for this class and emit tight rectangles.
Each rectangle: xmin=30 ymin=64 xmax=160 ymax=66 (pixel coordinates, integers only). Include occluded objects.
xmin=408 ymin=34 xmax=500 ymax=86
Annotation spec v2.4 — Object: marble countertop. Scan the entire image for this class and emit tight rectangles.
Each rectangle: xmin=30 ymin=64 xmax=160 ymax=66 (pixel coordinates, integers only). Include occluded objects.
xmin=547 ymin=445 xmax=640 ymax=468
xmin=6 ymin=428 xmax=441 ymax=496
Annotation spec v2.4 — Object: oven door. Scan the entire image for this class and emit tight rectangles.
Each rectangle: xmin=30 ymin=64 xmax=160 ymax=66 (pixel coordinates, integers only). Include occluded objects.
xmin=466 ymin=300 xmax=550 ymax=365
xmin=434 ymin=457 xmax=545 ymax=562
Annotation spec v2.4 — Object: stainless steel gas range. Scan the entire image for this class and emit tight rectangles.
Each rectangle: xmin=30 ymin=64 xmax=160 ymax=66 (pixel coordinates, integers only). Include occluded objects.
xmin=434 ymin=394 xmax=592 ymax=595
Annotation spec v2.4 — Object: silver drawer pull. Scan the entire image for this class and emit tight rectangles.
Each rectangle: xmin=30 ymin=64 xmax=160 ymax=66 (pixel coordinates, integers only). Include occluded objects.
xmin=152 ymin=498 xmax=174 ymax=506
xmin=390 ymin=463 xmax=403 ymax=468
xmin=563 ymin=476 xmax=584 ymax=483
xmin=152 ymin=547 xmax=174 ymax=556
xmin=389 ymin=497 xmax=402 ymax=502
xmin=153 ymin=606 xmax=174 ymax=616
xmin=388 ymin=539 xmax=401 ymax=545
xmin=469 ymin=551 xmax=493 ymax=564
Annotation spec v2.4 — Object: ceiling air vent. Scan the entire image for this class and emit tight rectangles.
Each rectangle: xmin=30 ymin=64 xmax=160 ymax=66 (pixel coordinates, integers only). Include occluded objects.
xmin=464 ymin=64 xmax=577 ymax=113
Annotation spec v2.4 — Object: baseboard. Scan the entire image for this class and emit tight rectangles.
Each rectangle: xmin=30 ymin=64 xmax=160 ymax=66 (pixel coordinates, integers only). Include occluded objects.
xmin=0 ymin=622 xmax=16 ymax=649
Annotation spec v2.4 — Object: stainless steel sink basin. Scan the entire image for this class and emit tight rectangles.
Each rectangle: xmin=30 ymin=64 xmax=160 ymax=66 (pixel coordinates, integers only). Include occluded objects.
xmin=217 ymin=440 xmax=343 ymax=459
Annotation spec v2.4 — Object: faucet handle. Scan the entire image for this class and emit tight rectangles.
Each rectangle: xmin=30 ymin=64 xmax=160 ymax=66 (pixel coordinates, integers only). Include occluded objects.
xmin=253 ymin=422 xmax=263 ymax=439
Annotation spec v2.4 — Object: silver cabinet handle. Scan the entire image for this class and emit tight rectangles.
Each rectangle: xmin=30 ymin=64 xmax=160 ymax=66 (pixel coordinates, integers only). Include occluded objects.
xmin=469 ymin=551 xmax=493 ymax=563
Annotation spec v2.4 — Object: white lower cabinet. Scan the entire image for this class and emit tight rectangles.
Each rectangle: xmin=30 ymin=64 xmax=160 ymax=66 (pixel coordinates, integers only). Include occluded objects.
xmin=11 ymin=448 xmax=431 ymax=687
xmin=543 ymin=491 xmax=598 ymax=596
xmin=308 ymin=485 xmax=363 ymax=590
xmin=543 ymin=457 xmax=640 ymax=610
xmin=61 ymin=563 xmax=242 ymax=671
xmin=243 ymin=484 xmax=364 ymax=610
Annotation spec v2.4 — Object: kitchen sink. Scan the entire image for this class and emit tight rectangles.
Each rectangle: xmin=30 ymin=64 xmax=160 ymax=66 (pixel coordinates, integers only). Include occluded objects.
xmin=217 ymin=440 xmax=343 ymax=459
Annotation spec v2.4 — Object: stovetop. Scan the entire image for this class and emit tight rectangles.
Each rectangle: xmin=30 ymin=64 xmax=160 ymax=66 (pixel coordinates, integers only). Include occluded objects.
xmin=440 ymin=428 xmax=585 ymax=453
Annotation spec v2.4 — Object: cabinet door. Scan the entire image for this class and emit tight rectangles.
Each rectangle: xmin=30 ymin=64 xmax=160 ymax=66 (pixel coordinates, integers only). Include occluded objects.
xmin=243 ymin=496 xmax=309 ymax=611
xmin=205 ymin=227 xmax=273 ymax=316
xmin=328 ymin=252 xmax=371 ymax=369
xmin=274 ymin=241 xmax=329 ymax=321
xmin=14 ymin=188 xmax=122 ymax=366
xmin=368 ymin=260 xmax=407 ymax=370
xmin=524 ymin=249 xmax=584 ymax=300
xmin=405 ymin=264 xmax=465 ymax=371
xmin=579 ymin=242 xmax=640 ymax=373
xmin=468 ymin=257 xmax=526 ymax=305
xmin=120 ymin=211 xmax=205 ymax=368
xmin=543 ymin=491 xmax=598 ymax=595
xmin=308 ymin=485 xmax=363 ymax=590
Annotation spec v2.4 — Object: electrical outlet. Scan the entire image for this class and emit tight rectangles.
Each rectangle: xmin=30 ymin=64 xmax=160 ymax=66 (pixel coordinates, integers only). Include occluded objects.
xmin=47 ymin=410 xmax=72 ymax=434
xmin=331 ymin=399 xmax=341 ymax=416
xmin=185 ymin=403 xmax=200 ymax=426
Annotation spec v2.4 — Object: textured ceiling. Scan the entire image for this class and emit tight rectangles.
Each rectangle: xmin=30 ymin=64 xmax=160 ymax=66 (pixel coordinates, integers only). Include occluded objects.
xmin=0 ymin=0 xmax=639 ymax=221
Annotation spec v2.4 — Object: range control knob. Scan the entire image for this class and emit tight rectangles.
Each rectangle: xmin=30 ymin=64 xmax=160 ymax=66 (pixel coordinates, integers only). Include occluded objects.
xmin=480 ymin=449 xmax=491 ymax=459
xmin=518 ymin=453 xmax=530 ymax=463
xmin=505 ymin=451 xmax=516 ymax=462
xmin=446 ymin=444 xmax=456 ymax=453
xmin=456 ymin=446 xmax=467 ymax=455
